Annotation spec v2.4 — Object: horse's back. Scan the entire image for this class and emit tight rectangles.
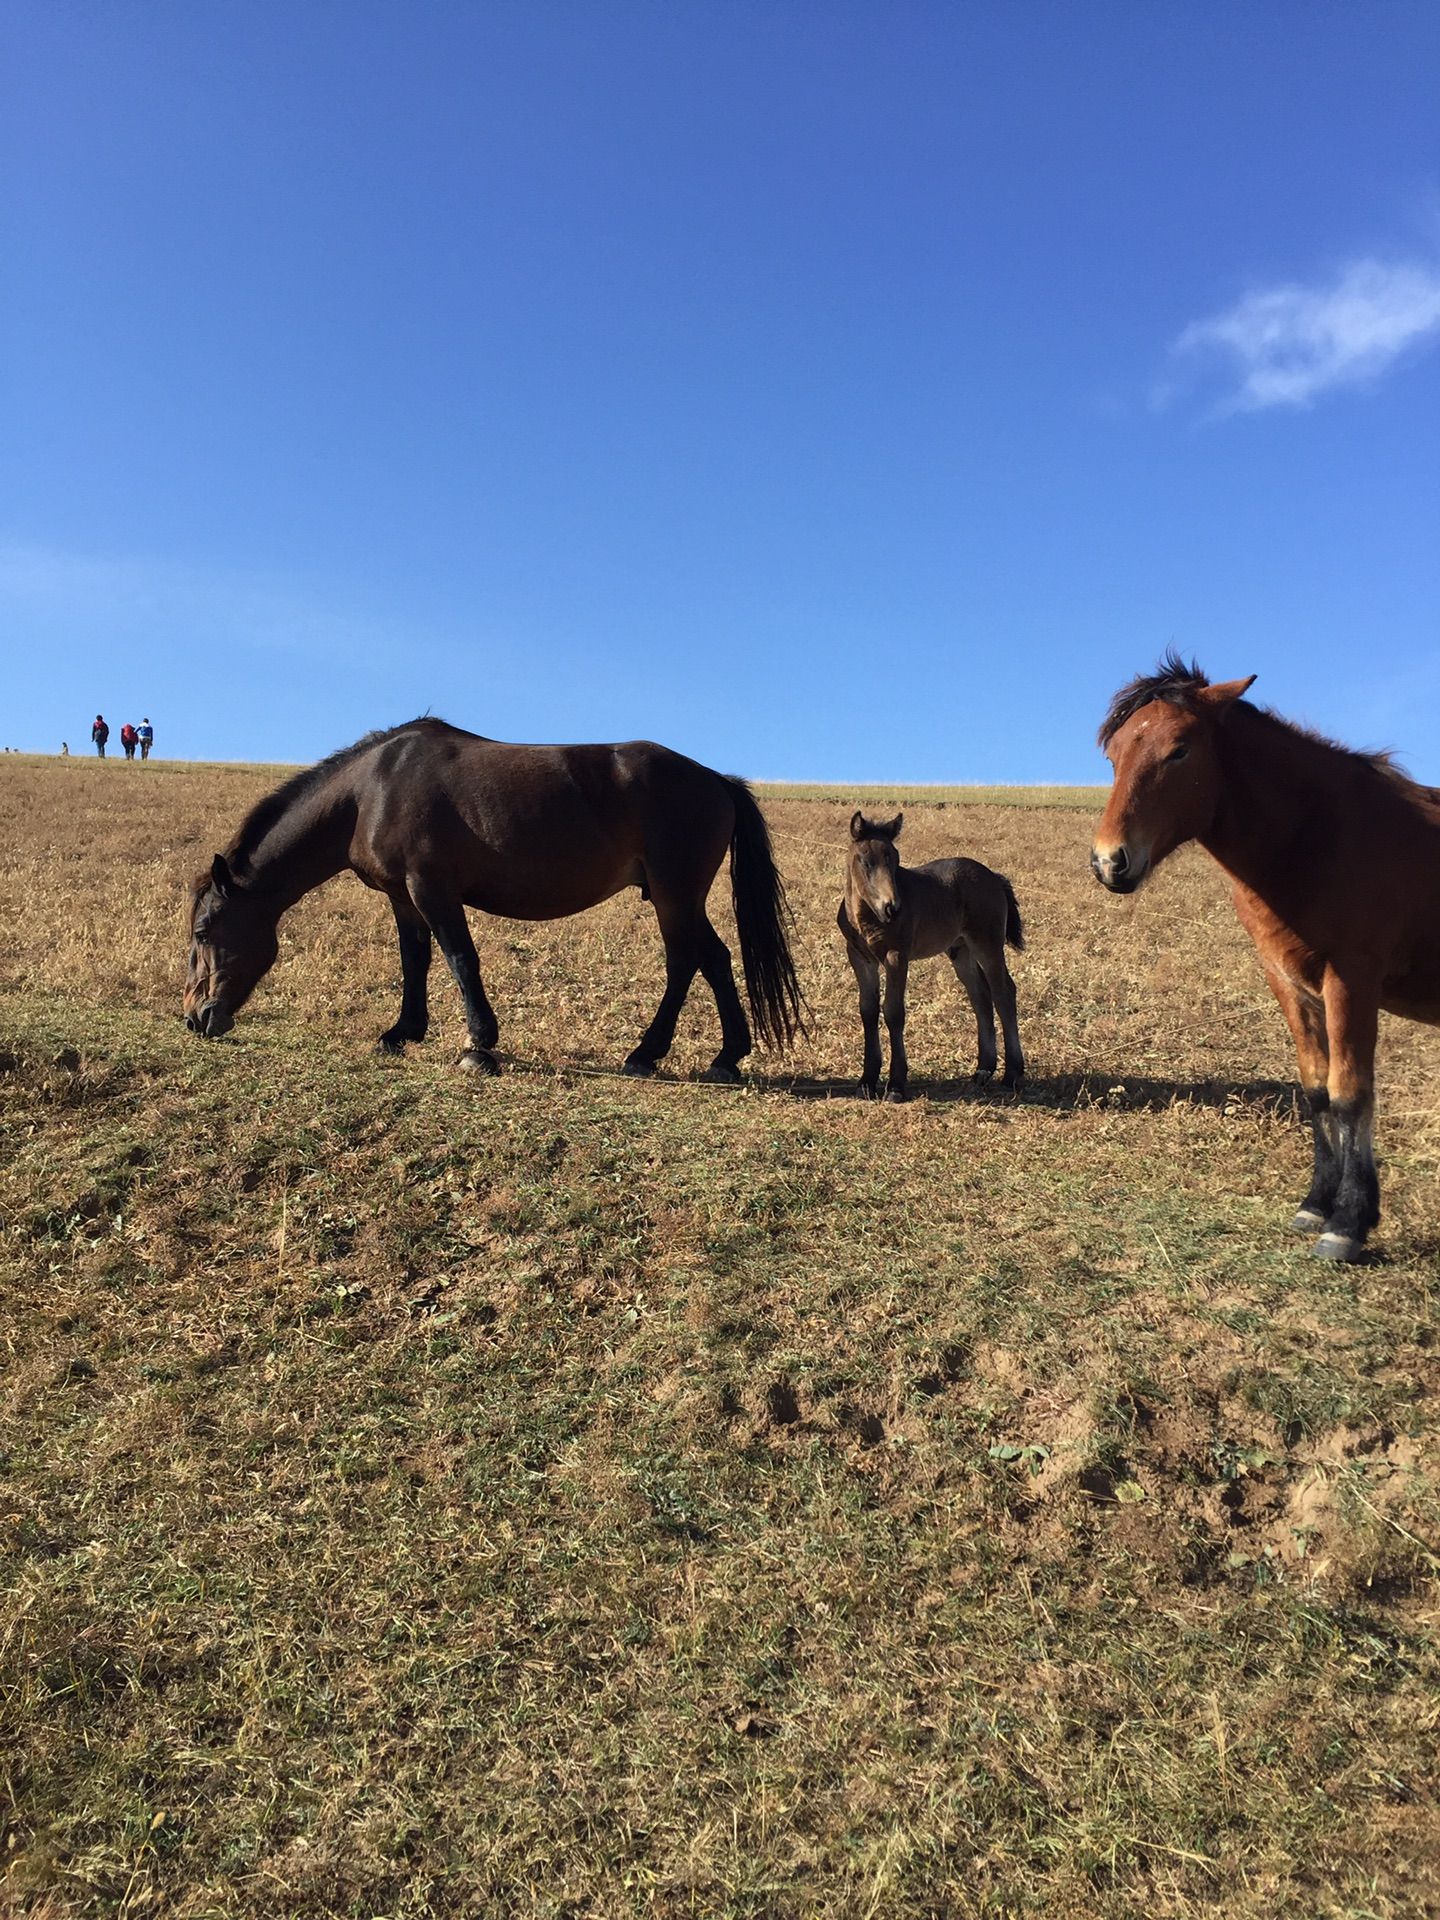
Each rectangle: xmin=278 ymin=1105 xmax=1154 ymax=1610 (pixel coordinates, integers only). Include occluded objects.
xmin=351 ymin=726 xmax=733 ymax=917
xmin=904 ymin=858 xmax=1011 ymax=958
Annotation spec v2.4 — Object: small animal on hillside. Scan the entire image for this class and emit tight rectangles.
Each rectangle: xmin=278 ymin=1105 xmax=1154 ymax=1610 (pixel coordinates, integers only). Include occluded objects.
xmin=1092 ymin=652 xmax=1440 ymax=1263
xmin=838 ymin=811 xmax=1025 ymax=1102
xmin=185 ymin=717 xmax=805 ymax=1083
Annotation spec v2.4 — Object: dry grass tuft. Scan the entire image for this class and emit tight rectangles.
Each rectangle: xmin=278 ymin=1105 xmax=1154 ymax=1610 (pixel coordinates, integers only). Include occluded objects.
xmin=2 ymin=754 xmax=1438 ymax=1917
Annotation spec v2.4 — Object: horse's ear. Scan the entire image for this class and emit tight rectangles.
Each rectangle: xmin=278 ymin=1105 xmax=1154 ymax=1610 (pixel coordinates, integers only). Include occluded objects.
xmin=211 ymin=853 xmax=234 ymax=897
xmin=850 ymin=811 xmax=867 ymax=841
xmin=884 ymin=812 xmax=904 ymax=839
xmin=1205 ymin=675 xmax=1257 ymax=708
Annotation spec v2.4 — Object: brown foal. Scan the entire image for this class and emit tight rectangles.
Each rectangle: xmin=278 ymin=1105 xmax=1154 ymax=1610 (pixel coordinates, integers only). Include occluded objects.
xmin=838 ymin=812 xmax=1025 ymax=1101
xmin=1093 ymin=654 xmax=1440 ymax=1261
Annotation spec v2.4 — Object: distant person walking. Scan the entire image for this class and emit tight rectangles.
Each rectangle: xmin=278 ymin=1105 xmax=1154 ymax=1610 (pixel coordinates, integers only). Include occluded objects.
xmin=139 ymin=718 xmax=154 ymax=761
xmin=61 ymin=742 xmax=70 ymax=756
xmin=92 ymin=715 xmax=109 ymax=758
xmin=120 ymin=722 xmax=139 ymax=760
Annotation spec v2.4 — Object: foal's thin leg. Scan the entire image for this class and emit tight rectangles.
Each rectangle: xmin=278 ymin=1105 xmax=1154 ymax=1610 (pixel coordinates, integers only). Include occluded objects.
xmin=1262 ymin=967 xmax=1335 ymax=1232
xmin=845 ymin=940 xmax=883 ymax=1098
xmin=1315 ymin=971 xmax=1380 ymax=1261
xmin=624 ymin=905 xmax=700 ymax=1078
xmin=379 ymin=898 xmax=434 ymax=1053
xmin=882 ymin=955 xmax=910 ymax=1102
xmin=697 ymin=916 xmax=752 ymax=1084
xmin=976 ymin=941 xmax=1024 ymax=1089
xmin=409 ymin=882 xmax=501 ymax=1073
xmin=948 ymin=944 xmax=998 ymax=1081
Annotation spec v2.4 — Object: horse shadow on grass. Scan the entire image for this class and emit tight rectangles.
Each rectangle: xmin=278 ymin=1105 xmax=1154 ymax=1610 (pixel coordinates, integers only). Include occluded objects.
xmin=774 ymin=1069 xmax=1304 ymax=1118
xmin=439 ymin=1051 xmax=1304 ymax=1121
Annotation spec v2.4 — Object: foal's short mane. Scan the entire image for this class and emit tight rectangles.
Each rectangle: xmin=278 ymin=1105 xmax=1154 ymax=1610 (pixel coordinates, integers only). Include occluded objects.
xmin=1099 ymin=651 xmax=1409 ymax=786
xmin=228 ymin=717 xmax=458 ymax=872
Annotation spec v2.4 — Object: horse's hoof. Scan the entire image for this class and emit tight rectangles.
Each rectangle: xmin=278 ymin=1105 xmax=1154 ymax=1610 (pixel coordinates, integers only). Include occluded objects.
xmin=1312 ymin=1232 xmax=1362 ymax=1263
xmin=998 ymin=1073 xmax=1023 ymax=1093
xmin=1290 ymin=1208 xmax=1326 ymax=1233
xmin=973 ymin=1068 xmax=995 ymax=1085
xmin=377 ymin=1036 xmax=405 ymax=1056
xmin=459 ymin=1048 xmax=500 ymax=1076
xmin=858 ymin=1082 xmax=879 ymax=1101
xmin=622 ymin=1051 xmax=657 ymax=1078
xmin=884 ymin=1088 xmax=910 ymax=1105
xmin=700 ymin=1061 xmax=744 ymax=1086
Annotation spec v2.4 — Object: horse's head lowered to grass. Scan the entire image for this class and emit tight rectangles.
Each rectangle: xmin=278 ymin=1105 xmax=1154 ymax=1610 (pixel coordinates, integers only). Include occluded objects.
xmin=1091 ymin=656 xmax=1256 ymax=893
xmin=184 ymin=854 xmax=281 ymax=1038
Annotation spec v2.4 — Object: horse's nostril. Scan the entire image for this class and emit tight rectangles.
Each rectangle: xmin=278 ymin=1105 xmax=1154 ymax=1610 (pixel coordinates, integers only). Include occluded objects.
xmin=185 ymin=1013 xmax=198 ymax=1033
xmin=1111 ymin=846 xmax=1130 ymax=875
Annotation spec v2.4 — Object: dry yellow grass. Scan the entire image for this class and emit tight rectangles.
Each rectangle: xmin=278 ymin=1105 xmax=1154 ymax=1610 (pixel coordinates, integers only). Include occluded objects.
xmin=2 ymin=752 xmax=1438 ymax=1918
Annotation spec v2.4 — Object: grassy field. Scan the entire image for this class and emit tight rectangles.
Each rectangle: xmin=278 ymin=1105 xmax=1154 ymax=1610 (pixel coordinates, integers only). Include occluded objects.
xmin=2 ymin=754 xmax=1438 ymax=1918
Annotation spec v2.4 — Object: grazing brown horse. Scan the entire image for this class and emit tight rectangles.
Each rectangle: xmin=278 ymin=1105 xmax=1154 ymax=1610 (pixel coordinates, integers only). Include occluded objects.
xmin=838 ymin=812 xmax=1025 ymax=1101
xmin=185 ymin=718 xmax=804 ymax=1081
xmin=1093 ymin=654 xmax=1440 ymax=1261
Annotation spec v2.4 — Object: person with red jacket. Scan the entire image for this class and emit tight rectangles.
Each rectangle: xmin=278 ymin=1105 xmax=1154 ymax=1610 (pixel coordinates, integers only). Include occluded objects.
xmin=91 ymin=715 xmax=109 ymax=758
xmin=120 ymin=722 xmax=139 ymax=760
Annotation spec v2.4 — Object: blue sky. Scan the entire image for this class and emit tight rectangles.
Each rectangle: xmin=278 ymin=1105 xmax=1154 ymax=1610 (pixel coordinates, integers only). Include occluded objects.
xmin=5 ymin=2 xmax=1438 ymax=779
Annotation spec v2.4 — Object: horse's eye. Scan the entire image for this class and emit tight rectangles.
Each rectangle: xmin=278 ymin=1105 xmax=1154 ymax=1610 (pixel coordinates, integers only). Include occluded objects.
xmin=1166 ymin=744 xmax=1189 ymax=764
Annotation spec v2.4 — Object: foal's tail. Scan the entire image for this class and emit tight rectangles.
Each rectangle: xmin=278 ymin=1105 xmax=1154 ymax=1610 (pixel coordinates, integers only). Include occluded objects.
xmin=1000 ymin=875 xmax=1026 ymax=952
xmin=726 ymin=778 xmax=807 ymax=1051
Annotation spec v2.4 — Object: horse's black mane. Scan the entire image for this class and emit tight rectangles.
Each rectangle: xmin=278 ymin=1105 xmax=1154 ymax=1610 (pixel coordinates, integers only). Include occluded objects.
xmin=228 ymin=717 xmax=459 ymax=871
xmin=1097 ymin=650 xmax=1211 ymax=749
xmin=1098 ymin=651 xmax=1409 ymax=784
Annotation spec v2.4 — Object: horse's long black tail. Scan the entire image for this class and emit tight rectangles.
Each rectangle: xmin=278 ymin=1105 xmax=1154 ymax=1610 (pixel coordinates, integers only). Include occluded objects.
xmin=726 ymin=777 xmax=807 ymax=1051
xmin=1001 ymin=875 xmax=1026 ymax=952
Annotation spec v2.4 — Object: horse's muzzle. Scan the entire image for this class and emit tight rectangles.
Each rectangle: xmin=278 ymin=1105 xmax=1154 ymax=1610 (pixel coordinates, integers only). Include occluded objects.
xmin=186 ymin=1000 xmax=233 ymax=1038
xmin=880 ymin=901 xmax=900 ymax=924
xmin=1090 ymin=845 xmax=1144 ymax=894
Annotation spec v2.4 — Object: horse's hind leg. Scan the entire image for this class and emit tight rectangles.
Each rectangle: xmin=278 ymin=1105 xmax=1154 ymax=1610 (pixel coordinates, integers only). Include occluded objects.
xmin=378 ymin=898 xmax=433 ymax=1054
xmin=697 ymin=916 xmax=752 ymax=1084
xmin=948 ymin=943 xmax=998 ymax=1082
xmin=409 ymin=880 xmax=501 ymax=1074
xmin=974 ymin=939 xmax=1024 ymax=1089
xmin=623 ymin=901 xmax=701 ymax=1079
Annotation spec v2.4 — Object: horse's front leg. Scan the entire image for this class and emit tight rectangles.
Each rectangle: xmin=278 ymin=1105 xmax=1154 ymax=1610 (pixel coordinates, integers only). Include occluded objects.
xmin=845 ymin=936 xmax=883 ymax=1098
xmin=1314 ymin=970 xmax=1380 ymax=1261
xmin=378 ymin=898 xmax=433 ymax=1053
xmin=409 ymin=880 xmax=501 ymax=1074
xmin=882 ymin=953 xmax=910 ymax=1103
xmin=1261 ymin=964 xmax=1335 ymax=1233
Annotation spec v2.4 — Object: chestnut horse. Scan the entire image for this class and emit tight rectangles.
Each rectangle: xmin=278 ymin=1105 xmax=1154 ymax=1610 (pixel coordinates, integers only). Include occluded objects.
xmin=185 ymin=718 xmax=804 ymax=1081
xmin=838 ymin=811 xmax=1025 ymax=1101
xmin=1092 ymin=655 xmax=1440 ymax=1261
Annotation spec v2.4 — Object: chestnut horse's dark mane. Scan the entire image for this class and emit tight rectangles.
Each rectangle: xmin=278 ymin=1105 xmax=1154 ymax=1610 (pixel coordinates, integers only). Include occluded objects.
xmin=1099 ymin=650 xmax=1410 ymax=786
xmin=1096 ymin=651 xmax=1211 ymax=749
xmin=228 ymin=717 xmax=468 ymax=874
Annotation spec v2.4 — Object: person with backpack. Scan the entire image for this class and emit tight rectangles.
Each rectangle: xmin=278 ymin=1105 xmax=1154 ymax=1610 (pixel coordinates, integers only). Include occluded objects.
xmin=92 ymin=715 xmax=109 ymax=758
xmin=120 ymin=722 xmax=139 ymax=760
xmin=138 ymin=718 xmax=154 ymax=761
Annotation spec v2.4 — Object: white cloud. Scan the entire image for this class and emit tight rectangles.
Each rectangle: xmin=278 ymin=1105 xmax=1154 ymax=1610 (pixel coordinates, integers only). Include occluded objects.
xmin=1168 ymin=257 xmax=1440 ymax=412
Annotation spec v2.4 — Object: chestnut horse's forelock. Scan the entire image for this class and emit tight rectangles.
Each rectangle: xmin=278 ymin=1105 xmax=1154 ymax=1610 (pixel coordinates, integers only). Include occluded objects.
xmin=1097 ymin=650 xmax=1210 ymax=750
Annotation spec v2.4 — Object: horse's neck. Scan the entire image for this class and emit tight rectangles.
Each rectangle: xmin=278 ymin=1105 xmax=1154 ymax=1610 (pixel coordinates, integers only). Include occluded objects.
xmin=239 ymin=781 xmax=354 ymax=909
xmin=1201 ymin=709 xmax=1330 ymax=902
